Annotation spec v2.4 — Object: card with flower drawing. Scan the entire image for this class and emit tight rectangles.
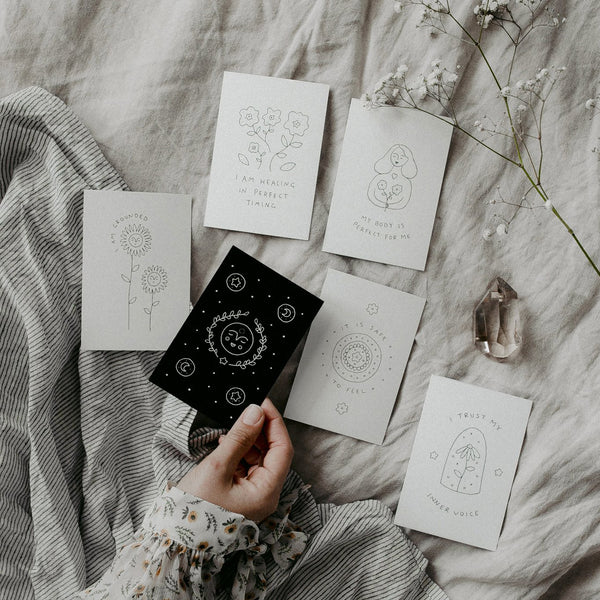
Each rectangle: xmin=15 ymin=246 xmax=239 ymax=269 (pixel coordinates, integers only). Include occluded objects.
xmin=150 ymin=246 xmax=323 ymax=426
xmin=323 ymin=98 xmax=453 ymax=270
xmin=81 ymin=190 xmax=191 ymax=351
xmin=284 ymin=269 xmax=425 ymax=445
xmin=395 ymin=376 xmax=532 ymax=550
xmin=203 ymin=71 xmax=329 ymax=240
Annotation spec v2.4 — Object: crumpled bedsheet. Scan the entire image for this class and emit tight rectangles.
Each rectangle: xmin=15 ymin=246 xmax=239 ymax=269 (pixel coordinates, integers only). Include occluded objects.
xmin=1 ymin=1 xmax=599 ymax=598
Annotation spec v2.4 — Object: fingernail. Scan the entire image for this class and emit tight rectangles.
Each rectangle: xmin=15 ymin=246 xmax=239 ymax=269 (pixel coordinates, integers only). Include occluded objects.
xmin=242 ymin=404 xmax=263 ymax=425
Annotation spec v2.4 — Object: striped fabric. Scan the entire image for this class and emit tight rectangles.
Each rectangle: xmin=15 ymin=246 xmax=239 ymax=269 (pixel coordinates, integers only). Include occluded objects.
xmin=0 ymin=86 xmax=447 ymax=600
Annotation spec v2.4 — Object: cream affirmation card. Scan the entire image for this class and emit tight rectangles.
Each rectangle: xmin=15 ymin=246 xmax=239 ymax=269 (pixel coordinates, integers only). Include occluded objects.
xmin=284 ymin=269 xmax=425 ymax=444
xmin=82 ymin=190 xmax=191 ymax=351
xmin=395 ymin=375 xmax=532 ymax=550
xmin=204 ymin=71 xmax=329 ymax=240
xmin=323 ymin=99 xmax=453 ymax=270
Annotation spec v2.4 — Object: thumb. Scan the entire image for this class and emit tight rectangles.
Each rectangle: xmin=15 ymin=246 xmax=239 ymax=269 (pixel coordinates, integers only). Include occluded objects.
xmin=210 ymin=404 xmax=265 ymax=477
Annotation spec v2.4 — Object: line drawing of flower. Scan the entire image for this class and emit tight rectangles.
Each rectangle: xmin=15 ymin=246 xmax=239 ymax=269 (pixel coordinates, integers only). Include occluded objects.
xmin=120 ymin=223 xmax=152 ymax=257
xmin=268 ymin=110 xmax=310 ymax=172
xmin=284 ymin=111 xmax=310 ymax=137
xmin=336 ymin=402 xmax=349 ymax=415
xmin=142 ymin=265 xmax=168 ymax=332
xmin=454 ymin=443 xmax=481 ymax=492
xmin=366 ymin=302 xmax=379 ymax=315
xmin=239 ymin=106 xmax=259 ymax=128
xmin=456 ymin=443 xmax=481 ymax=462
xmin=246 ymin=140 xmax=266 ymax=168
xmin=237 ymin=107 xmax=310 ymax=173
xmin=262 ymin=107 xmax=281 ymax=127
xmin=119 ymin=223 xmax=152 ymax=330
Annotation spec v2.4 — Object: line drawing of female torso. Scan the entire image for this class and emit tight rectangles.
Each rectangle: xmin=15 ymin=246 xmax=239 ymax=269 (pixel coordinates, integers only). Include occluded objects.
xmin=367 ymin=144 xmax=418 ymax=211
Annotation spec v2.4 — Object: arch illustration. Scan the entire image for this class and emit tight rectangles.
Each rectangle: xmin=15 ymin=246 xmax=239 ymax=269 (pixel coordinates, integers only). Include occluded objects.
xmin=440 ymin=427 xmax=487 ymax=495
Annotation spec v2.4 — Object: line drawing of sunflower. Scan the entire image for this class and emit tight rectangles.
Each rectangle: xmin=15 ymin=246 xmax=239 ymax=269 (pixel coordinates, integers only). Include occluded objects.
xmin=120 ymin=223 xmax=152 ymax=257
xmin=142 ymin=265 xmax=168 ymax=332
xmin=119 ymin=222 xmax=153 ymax=329
xmin=142 ymin=265 xmax=168 ymax=294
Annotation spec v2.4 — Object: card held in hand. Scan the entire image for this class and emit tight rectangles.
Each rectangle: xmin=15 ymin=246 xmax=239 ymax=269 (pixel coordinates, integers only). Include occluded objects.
xmin=150 ymin=246 xmax=323 ymax=425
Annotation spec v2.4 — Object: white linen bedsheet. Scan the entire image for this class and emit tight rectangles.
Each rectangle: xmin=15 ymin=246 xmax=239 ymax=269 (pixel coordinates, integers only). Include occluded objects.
xmin=1 ymin=1 xmax=599 ymax=598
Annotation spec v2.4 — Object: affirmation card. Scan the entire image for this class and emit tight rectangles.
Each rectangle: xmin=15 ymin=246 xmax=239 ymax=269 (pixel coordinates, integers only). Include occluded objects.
xmin=150 ymin=246 xmax=323 ymax=425
xmin=323 ymin=99 xmax=453 ymax=270
xmin=203 ymin=71 xmax=329 ymax=240
xmin=395 ymin=375 xmax=532 ymax=550
xmin=284 ymin=269 xmax=425 ymax=445
xmin=81 ymin=190 xmax=191 ymax=351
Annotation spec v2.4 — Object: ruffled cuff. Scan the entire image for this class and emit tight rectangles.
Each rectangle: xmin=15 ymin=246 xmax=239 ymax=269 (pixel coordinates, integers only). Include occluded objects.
xmin=79 ymin=484 xmax=308 ymax=600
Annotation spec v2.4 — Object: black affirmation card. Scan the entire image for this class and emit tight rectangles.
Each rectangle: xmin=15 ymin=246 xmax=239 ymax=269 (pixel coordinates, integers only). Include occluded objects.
xmin=150 ymin=246 xmax=323 ymax=425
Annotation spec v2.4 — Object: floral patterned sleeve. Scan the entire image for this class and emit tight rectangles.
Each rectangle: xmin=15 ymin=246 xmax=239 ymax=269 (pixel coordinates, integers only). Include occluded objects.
xmin=77 ymin=484 xmax=307 ymax=600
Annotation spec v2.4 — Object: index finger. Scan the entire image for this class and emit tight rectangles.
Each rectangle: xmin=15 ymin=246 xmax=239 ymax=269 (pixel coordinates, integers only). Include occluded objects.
xmin=249 ymin=398 xmax=293 ymax=487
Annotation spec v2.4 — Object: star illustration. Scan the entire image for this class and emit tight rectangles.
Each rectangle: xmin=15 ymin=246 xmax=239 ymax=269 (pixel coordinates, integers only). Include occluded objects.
xmin=366 ymin=302 xmax=379 ymax=315
xmin=229 ymin=390 xmax=242 ymax=402
xmin=336 ymin=402 xmax=349 ymax=415
xmin=494 ymin=468 xmax=504 ymax=477
xmin=429 ymin=451 xmax=439 ymax=460
xmin=229 ymin=276 xmax=243 ymax=289
xmin=219 ymin=357 xmax=228 ymax=365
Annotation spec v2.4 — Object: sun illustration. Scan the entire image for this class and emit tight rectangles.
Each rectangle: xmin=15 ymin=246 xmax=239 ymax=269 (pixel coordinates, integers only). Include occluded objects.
xmin=141 ymin=265 xmax=168 ymax=294
xmin=120 ymin=223 xmax=152 ymax=257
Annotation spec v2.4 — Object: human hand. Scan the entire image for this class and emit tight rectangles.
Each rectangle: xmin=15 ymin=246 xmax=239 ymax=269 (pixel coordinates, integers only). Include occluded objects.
xmin=176 ymin=398 xmax=293 ymax=522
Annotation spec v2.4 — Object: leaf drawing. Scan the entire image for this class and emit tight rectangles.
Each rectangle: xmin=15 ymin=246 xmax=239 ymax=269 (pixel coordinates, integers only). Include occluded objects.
xmin=129 ymin=297 xmax=137 ymax=304
xmin=290 ymin=141 xmax=302 ymax=148
xmin=238 ymin=153 xmax=250 ymax=166
xmin=280 ymin=162 xmax=296 ymax=171
xmin=121 ymin=274 xmax=130 ymax=283
xmin=132 ymin=264 xmax=140 ymax=272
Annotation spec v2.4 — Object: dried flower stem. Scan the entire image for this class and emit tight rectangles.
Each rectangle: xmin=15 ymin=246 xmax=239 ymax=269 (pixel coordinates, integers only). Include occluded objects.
xmin=373 ymin=0 xmax=599 ymax=277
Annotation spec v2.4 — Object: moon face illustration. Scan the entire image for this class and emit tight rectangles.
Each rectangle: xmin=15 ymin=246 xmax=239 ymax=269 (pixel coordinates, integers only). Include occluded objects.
xmin=220 ymin=322 xmax=255 ymax=356
xmin=277 ymin=303 xmax=296 ymax=323
xmin=332 ymin=333 xmax=382 ymax=383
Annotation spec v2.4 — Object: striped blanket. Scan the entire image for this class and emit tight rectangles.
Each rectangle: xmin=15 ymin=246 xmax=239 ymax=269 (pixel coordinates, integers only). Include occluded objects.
xmin=0 ymin=86 xmax=446 ymax=599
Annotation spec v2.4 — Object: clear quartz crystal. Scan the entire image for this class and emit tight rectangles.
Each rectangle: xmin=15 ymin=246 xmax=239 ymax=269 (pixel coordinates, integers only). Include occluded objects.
xmin=473 ymin=277 xmax=521 ymax=361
